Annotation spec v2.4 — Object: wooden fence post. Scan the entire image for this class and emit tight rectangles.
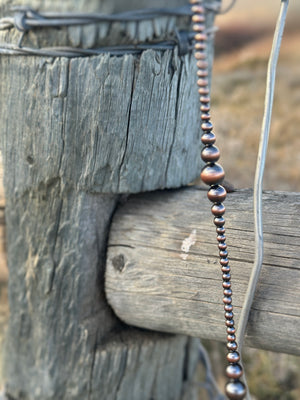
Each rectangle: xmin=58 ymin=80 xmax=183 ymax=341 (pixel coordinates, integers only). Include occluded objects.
xmin=0 ymin=1 xmax=217 ymax=399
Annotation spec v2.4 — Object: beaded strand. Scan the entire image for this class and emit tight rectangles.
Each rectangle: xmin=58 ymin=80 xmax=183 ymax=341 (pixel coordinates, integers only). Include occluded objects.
xmin=190 ymin=1 xmax=246 ymax=399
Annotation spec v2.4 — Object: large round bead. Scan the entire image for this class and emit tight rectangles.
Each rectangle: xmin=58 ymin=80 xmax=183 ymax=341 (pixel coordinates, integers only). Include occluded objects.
xmin=202 ymin=145 xmax=220 ymax=162
xmin=227 ymin=341 xmax=238 ymax=351
xmin=225 ymin=380 xmax=246 ymax=400
xmin=226 ymin=363 xmax=243 ymax=379
xmin=201 ymin=132 xmax=215 ymax=145
xmin=201 ymin=163 xmax=225 ymax=185
xmin=207 ymin=184 xmax=226 ymax=202
xmin=227 ymin=351 xmax=240 ymax=363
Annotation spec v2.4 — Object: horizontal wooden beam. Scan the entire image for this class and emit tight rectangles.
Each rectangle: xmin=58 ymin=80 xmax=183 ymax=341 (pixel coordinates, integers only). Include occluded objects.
xmin=106 ymin=188 xmax=300 ymax=355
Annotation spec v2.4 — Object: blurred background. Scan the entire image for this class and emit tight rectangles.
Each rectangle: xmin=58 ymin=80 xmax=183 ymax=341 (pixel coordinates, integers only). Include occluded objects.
xmin=0 ymin=0 xmax=300 ymax=398
xmin=198 ymin=1 xmax=300 ymax=399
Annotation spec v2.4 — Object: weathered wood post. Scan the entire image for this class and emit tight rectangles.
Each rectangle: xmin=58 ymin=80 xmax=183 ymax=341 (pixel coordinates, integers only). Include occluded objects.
xmin=0 ymin=0 xmax=217 ymax=399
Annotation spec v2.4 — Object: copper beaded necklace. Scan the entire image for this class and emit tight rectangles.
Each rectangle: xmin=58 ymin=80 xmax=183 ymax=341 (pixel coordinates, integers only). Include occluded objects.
xmin=190 ymin=1 xmax=246 ymax=399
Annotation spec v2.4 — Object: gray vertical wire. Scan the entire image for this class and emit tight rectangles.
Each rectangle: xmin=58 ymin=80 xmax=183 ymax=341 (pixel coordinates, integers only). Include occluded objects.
xmin=236 ymin=1 xmax=289 ymax=398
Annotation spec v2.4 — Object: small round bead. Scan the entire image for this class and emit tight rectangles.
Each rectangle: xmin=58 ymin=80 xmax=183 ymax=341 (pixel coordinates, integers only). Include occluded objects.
xmin=192 ymin=14 xmax=205 ymax=23
xmin=195 ymin=42 xmax=206 ymax=50
xmin=198 ymin=87 xmax=209 ymax=95
xmin=225 ymin=311 xmax=234 ymax=319
xmin=197 ymin=60 xmax=208 ymax=69
xmin=195 ymin=32 xmax=207 ymax=41
xmin=190 ymin=0 xmax=203 ymax=4
xmin=200 ymin=95 xmax=210 ymax=103
xmin=219 ymin=249 xmax=228 ymax=258
xmin=201 ymin=132 xmax=215 ymax=145
xmin=201 ymin=112 xmax=210 ymax=120
xmin=226 ymin=363 xmax=243 ymax=380
xmin=197 ymin=69 xmax=208 ymax=77
xmin=216 ymin=226 xmax=225 ymax=234
xmin=227 ymin=351 xmax=240 ymax=363
xmin=227 ymin=327 xmax=236 ymax=335
xmin=221 ymin=265 xmax=230 ymax=273
xmin=200 ymin=104 xmax=210 ymax=112
xmin=201 ymin=164 xmax=225 ymax=185
xmin=225 ymin=380 xmax=246 ymax=400
xmin=224 ymin=304 xmax=233 ymax=312
xmin=227 ymin=334 xmax=236 ymax=342
xmin=211 ymin=203 xmax=226 ymax=216
xmin=223 ymin=272 xmax=231 ymax=281
xmin=220 ymin=257 xmax=229 ymax=266
xmin=218 ymin=242 xmax=227 ymax=251
xmin=224 ymin=289 xmax=232 ymax=296
xmin=217 ymin=234 xmax=226 ymax=242
xmin=225 ymin=311 xmax=233 ymax=319
xmin=214 ymin=216 xmax=225 ymax=226
xmin=223 ymin=281 xmax=231 ymax=289
xmin=191 ymin=5 xmax=205 ymax=13
xmin=223 ymin=298 xmax=232 ymax=306
xmin=201 ymin=145 xmax=219 ymax=162
xmin=225 ymin=319 xmax=234 ymax=327
xmin=193 ymin=23 xmax=205 ymax=32
xmin=227 ymin=341 xmax=238 ymax=351
xmin=195 ymin=32 xmax=206 ymax=41
xmin=197 ymin=78 xmax=209 ymax=87
xmin=195 ymin=51 xmax=206 ymax=60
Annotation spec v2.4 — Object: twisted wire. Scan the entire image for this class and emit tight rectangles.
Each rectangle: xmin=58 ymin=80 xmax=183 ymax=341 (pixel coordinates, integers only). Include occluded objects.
xmin=0 ymin=3 xmax=226 ymax=32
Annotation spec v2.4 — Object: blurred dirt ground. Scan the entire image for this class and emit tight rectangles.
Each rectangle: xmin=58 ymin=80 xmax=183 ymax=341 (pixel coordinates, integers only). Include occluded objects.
xmin=1 ymin=1 xmax=300 ymax=398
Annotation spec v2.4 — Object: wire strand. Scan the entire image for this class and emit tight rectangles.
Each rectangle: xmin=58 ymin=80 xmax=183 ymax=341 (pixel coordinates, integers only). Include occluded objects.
xmin=236 ymin=1 xmax=289 ymax=398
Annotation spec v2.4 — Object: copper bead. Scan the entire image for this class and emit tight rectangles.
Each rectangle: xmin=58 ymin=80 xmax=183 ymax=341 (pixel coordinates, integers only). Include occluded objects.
xmin=223 ymin=281 xmax=231 ymax=289
xmin=225 ymin=381 xmax=246 ymax=400
xmin=224 ymin=289 xmax=232 ymax=296
xmin=198 ymin=78 xmax=208 ymax=87
xmin=201 ymin=112 xmax=211 ymax=120
xmin=200 ymin=95 xmax=210 ymax=103
xmin=227 ymin=341 xmax=238 ymax=351
xmin=201 ymin=164 xmax=224 ymax=185
xmin=193 ymin=24 xmax=205 ymax=32
xmin=200 ymin=104 xmax=210 ymax=112
xmin=214 ymin=216 xmax=225 ymax=226
xmin=201 ymin=132 xmax=216 ymax=145
xmin=197 ymin=69 xmax=208 ymax=77
xmin=191 ymin=5 xmax=205 ymax=13
xmin=195 ymin=32 xmax=207 ymax=41
xmin=201 ymin=146 xmax=220 ymax=162
xmin=190 ymin=0 xmax=203 ymax=4
xmin=211 ymin=203 xmax=226 ymax=216
xmin=197 ymin=60 xmax=208 ymax=69
xmin=226 ymin=363 xmax=243 ymax=379
xmin=198 ymin=87 xmax=209 ymax=95
xmin=207 ymin=184 xmax=226 ymax=202
xmin=227 ymin=351 xmax=240 ymax=363
xmin=192 ymin=14 xmax=205 ymax=23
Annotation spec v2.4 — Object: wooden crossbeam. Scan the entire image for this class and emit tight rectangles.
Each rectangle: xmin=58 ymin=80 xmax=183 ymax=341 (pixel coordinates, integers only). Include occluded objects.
xmin=106 ymin=187 xmax=300 ymax=355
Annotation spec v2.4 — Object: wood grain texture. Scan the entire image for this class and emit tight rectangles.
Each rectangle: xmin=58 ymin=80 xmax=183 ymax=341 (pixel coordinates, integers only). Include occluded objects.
xmin=0 ymin=1 xmax=219 ymax=398
xmin=106 ymin=188 xmax=300 ymax=356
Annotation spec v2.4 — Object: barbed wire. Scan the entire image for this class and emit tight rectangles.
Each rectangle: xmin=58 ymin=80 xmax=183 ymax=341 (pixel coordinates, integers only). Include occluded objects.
xmin=0 ymin=1 xmax=235 ymax=58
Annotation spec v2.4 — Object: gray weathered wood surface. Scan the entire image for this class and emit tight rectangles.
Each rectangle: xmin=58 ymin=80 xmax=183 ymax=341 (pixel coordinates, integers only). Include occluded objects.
xmin=0 ymin=0 xmax=218 ymax=399
xmin=106 ymin=187 xmax=300 ymax=356
xmin=0 ymin=0 xmax=216 ymax=194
